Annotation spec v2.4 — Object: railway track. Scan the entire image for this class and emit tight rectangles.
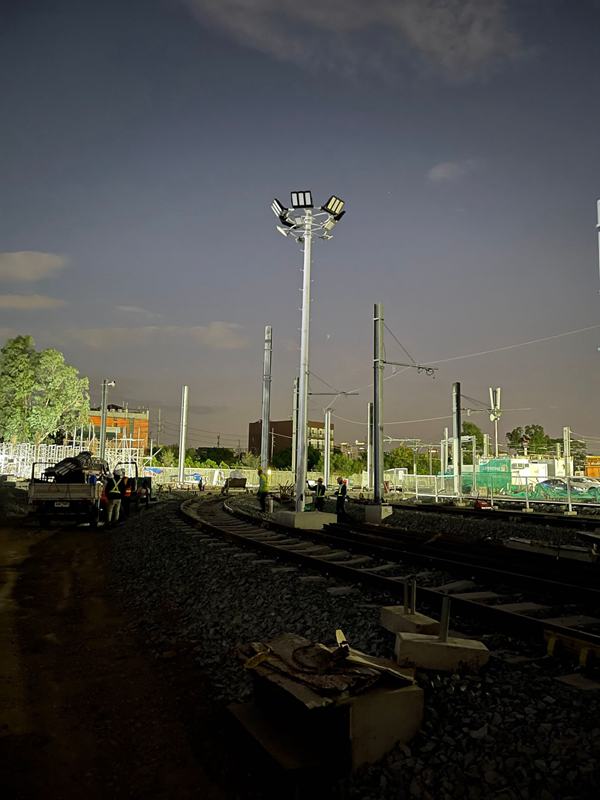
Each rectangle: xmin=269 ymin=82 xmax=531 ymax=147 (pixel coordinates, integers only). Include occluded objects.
xmin=181 ymin=496 xmax=600 ymax=668
xmin=379 ymin=498 xmax=600 ymax=531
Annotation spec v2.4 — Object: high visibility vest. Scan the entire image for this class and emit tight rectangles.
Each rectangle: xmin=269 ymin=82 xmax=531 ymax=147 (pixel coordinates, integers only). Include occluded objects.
xmin=259 ymin=474 xmax=268 ymax=492
xmin=107 ymin=477 xmax=122 ymax=497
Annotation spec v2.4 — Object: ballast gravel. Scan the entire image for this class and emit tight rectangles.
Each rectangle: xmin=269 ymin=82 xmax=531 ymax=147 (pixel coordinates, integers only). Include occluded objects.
xmin=110 ymin=497 xmax=600 ymax=800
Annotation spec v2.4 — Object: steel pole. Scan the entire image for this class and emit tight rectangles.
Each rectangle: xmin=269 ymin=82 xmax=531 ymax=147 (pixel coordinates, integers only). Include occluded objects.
xmin=99 ymin=380 xmax=108 ymax=462
xmin=291 ymin=377 xmax=299 ymax=478
xmin=324 ymin=409 xmax=332 ymax=487
xmin=452 ymin=382 xmax=462 ymax=498
xmin=177 ymin=385 xmax=189 ymax=484
xmin=367 ymin=402 xmax=374 ymax=491
xmin=373 ymin=303 xmax=385 ymax=504
xmin=295 ymin=211 xmax=313 ymax=512
xmin=260 ymin=325 xmax=273 ymax=470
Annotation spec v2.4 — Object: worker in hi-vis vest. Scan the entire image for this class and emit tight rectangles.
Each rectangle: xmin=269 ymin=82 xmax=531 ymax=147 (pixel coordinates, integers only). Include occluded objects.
xmin=106 ymin=470 xmax=123 ymax=526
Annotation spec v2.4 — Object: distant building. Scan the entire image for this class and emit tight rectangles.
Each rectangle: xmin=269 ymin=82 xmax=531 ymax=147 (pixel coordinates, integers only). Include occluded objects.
xmin=89 ymin=405 xmax=150 ymax=451
xmin=585 ymin=455 xmax=600 ymax=478
xmin=339 ymin=440 xmax=367 ymax=459
xmin=248 ymin=419 xmax=334 ymax=458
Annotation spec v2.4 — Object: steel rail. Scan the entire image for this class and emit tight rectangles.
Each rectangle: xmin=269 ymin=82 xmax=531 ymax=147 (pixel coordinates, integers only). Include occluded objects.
xmin=180 ymin=499 xmax=600 ymax=663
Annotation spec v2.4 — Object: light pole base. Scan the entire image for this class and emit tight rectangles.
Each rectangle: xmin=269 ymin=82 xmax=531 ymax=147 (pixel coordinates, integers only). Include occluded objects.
xmin=275 ymin=510 xmax=337 ymax=530
xmin=521 ymin=507 xmax=535 ymax=514
xmin=365 ymin=504 xmax=393 ymax=524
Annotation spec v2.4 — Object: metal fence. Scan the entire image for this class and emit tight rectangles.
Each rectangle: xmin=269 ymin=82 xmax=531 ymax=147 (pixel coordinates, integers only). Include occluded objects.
xmin=0 ymin=441 xmax=144 ymax=479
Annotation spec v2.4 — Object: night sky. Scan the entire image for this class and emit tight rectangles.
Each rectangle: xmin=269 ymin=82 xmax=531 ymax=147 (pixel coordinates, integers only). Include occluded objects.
xmin=1 ymin=0 xmax=599 ymax=451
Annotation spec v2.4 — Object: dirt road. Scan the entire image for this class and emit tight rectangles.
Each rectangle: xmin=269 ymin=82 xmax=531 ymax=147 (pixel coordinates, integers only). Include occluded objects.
xmin=0 ymin=522 xmax=229 ymax=799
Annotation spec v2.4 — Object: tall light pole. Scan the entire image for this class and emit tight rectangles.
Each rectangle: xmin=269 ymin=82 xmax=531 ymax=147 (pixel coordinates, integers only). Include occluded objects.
xmin=452 ymin=382 xmax=462 ymax=498
xmin=99 ymin=379 xmax=116 ymax=462
xmin=373 ymin=303 xmax=385 ymax=504
xmin=291 ymin=376 xmax=299 ymax=478
xmin=271 ymin=192 xmax=346 ymax=512
xmin=323 ymin=408 xmax=332 ymax=487
xmin=260 ymin=325 xmax=273 ymax=470
xmin=367 ymin=402 xmax=374 ymax=491
xmin=177 ymin=385 xmax=189 ymax=484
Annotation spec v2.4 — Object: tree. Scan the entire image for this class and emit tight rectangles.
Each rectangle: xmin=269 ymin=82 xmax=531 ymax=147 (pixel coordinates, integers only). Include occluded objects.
xmin=0 ymin=335 xmax=90 ymax=444
xmin=195 ymin=447 xmax=236 ymax=465
xmin=462 ymin=421 xmax=484 ymax=450
xmin=272 ymin=447 xmax=292 ymax=469
xmin=155 ymin=445 xmax=177 ymax=466
xmin=506 ymin=424 xmax=553 ymax=455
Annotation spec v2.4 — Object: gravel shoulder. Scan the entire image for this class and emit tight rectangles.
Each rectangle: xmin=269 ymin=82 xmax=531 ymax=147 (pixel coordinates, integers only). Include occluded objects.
xmin=0 ymin=514 xmax=228 ymax=800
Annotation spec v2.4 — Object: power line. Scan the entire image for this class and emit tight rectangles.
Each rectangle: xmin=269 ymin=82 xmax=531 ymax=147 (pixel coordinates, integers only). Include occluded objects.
xmin=424 ymin=324 xmax=600 ymax=366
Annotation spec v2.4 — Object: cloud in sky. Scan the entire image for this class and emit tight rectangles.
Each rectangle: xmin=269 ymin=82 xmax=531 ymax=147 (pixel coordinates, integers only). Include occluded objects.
xmin=0 ymin=294 xmax=67 ymax=310
xmin=183 ymin=0 xmax=521 ymax=80
xmin=68 ymin=321 xmax=248 ymax=350
xmin=116 ymin=305 xmax=152 ymax=314
xmin=0 ymin=251 xmax=67 ymax=282
xmin=427 ymin=158 xmax=481 ymax=182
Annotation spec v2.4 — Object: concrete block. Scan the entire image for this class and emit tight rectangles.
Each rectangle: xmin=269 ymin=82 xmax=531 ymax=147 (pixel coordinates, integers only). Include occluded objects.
xmin=380 ymin=606 xmax=440 ymax=635
xmin=395 ymin=632 xmax=489 ymax=672
xmin=274 ymin=510 xmax=337 ymax=530
xmin=364 ymin=504 xmax=393 ymax=524
xmin=344 ymin=684 xmax=424 ymax=768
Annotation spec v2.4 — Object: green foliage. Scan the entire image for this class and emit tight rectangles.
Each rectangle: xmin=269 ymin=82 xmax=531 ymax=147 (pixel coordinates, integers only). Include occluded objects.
xmin=506 ymin=424 xmax=587 ymax=469
xmin=240 ymin=451 xmax=260 ymax=469
xmin=306 ymin=444 xmax=321 ymax=471
xmin=154 ymin=445 xmax=177 ymax=466
xmin=330 ymin=450 xmax=365 ymax=477
xmin=272 ymin=447 xmax=292 ymax=469
xmin=195 ymin=447 xmax=236 ymax=464
xmin=462 ymin=421 xmax=484 ymax=450
xmin=506 ymin=424 xmax=553 ymax=455
xmin=0 ymin=335 xmax=89 ymax=444
xmin=384 ymin=446 xmax=439 ymax=474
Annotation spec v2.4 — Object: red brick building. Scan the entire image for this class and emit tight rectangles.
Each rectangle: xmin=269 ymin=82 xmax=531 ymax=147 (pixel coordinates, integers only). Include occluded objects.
xmin=89 ymin=405 xmax=150 ymax=451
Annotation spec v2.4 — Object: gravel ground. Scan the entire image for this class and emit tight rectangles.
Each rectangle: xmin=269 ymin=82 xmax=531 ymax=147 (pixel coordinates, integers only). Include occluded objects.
xmin=252 ymin=493 xmax=589 ymax=549
xmin=110 ymin=497 xmax=600 ymax=799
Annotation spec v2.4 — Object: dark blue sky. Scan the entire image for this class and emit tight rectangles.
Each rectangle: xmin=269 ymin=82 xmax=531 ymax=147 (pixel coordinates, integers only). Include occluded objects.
xmin=1 ymin=0 xmax=599 ymax=449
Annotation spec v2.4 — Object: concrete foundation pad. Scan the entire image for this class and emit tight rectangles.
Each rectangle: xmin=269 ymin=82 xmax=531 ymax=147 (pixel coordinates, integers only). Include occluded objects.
xmin=342 ymin=683 xmax=424 ymax=767
xmin=364 ymin=504 xmax=393 ymax=524
xmin=274 ymin=510 xmax=337 ymax=530
xmin=380 ymin=606 xmax=440 ymax=635
xmin=395 ymin=632 xmax=489 ymax=672
xmin=521 ymin=507 xmax=535 ymax=513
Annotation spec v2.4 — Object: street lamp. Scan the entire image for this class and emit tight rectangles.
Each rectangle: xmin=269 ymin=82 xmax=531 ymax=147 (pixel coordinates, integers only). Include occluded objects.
xmin=271 ymin=190 xmax=346 ymax=511
xmin=99 ymin=379 xmax=116 ymax=462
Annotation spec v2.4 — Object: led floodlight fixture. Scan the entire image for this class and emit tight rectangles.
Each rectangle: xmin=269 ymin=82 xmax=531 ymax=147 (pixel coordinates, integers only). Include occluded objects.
xmin=271 ymin=198 xmax=286 ymax=218
xmin=271 ymin=197 xmax=293 ymax=227
xmin=322 ymin=195 xmax=345 ymax=220
xmin=291 ymin=190 xmax=313 ymax=209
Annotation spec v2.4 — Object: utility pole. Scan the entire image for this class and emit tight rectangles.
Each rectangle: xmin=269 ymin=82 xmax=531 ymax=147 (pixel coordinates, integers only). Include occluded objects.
xmin=489 ymin=387 xmax=502 ymax=458
xmin=483 ymin=433 xmax=490 ymax=458
xmin=367 ymin=402 xmax=374 ymax=491
xmin=260 ymin=325 xmax=273 ymax=470
xmin=323 ymin=408 xmax=332 ymax=487
xmin=452 ymin=382 xmax=462 ymax=498
xmin=373 ymin=303 xmax=385 ymax=503
xmin=177 ymin=385 xmax=189 ymax=484
xmin=291 ymin=377 xmax=299 ymax=478
xmin=157 ymin=408 xmax=162 ymax=448
xmin=99 ymin=378 xmax=115 ymax=463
